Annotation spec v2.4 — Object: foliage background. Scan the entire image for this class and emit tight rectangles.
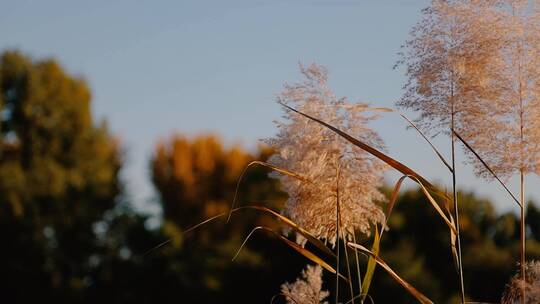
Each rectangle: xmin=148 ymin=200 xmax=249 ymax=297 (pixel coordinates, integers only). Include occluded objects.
xmin=2 ymin=50 xmax=540 ymax=303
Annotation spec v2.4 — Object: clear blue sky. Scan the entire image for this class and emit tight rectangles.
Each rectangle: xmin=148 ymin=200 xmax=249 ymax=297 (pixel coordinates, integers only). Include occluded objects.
xmin=1 ymin=0 xmax=537 ymax=215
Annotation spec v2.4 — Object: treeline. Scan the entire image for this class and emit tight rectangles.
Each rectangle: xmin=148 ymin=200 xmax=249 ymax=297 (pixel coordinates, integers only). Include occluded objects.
xmin=1 ymin=50 xmax=539 ymax=303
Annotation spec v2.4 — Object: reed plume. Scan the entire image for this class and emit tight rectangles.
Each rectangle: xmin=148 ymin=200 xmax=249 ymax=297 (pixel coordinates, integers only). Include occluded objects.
xmin=453 ymin=2 xmax=540 ymax=295
xmin=281 ymin=264 xmax=329 ymax=304
xmin=502 ymin=261 xmax=540 ymax=304
xmin=396 ymin=1 xmax=506 ymax=301
xmin=264 ymin=63 xmax=388 ymax=247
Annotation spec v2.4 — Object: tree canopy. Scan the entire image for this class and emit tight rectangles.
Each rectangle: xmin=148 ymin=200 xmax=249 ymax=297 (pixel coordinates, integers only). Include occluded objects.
xmin=0 ymin=50 xmax=121 ymax=301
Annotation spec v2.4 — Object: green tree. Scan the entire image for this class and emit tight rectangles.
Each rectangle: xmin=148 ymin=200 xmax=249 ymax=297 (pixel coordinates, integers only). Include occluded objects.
xmin=0 ymin=50 xmax=121 ymax=301
xmin=149 ymin=134 xmax=316 ymax=303
xmin=368 ymin=187 xmax=540 ymax=304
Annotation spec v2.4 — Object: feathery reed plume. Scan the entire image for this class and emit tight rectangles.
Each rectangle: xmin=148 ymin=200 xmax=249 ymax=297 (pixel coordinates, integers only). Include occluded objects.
xmin=281 ymin=264 xmax=330 ymax=304
xmin=451 ymin=1 xmax=540 ymax=296
xmin=457 ymin=0 xmax=540 ymax=180
xmin=502 ymin=261 xmax=540 ymax=304
xmin=396 ymin=2 xmax=505 ymax=301
xmin=264 ymin=63 xmax=388 ymax=247
xmin=397 ymin=0 xmax=506 ymax=138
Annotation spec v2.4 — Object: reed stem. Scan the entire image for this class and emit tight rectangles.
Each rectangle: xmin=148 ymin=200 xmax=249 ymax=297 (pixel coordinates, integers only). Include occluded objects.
xmin=335 ymin=161 xmax=341 ymax=304
xmin=451 ymin=110 xmax=466 ymax=304
xmin=520 ymin=169 xmax=525 ymax=304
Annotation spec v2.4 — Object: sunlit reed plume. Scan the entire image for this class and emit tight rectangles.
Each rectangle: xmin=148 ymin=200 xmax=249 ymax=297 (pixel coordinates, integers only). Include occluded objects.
xmin=264 ymin=63 xmax=387 ymax=247
xmin=456 ymin=0 xmax=540 ymax=180
xmin=397 ymin=0 xmax=506 ymax=138
xmin=281 ymin=264 xmax=329 ymax=304
xmin=394 ymin=2 xmax=507 ymax=301
xmin=502 ymin=261 xmax=540 ymax=304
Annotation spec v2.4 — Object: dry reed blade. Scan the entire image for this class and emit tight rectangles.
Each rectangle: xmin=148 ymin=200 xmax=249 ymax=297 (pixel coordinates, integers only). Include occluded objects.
xmin=236 ymin=205 xmax=335 ymax=258
xmin=348 ymin=242 xmax=434 ymax=304
xmin=356 ymin=174 xmax=405 ymax=290
xmin=400 ymin=114 xmax=453 ymax=173
xmin=407 ymin=175 xmax=456 ymax=234
xmin=442 ymin=194 xmax=459 ymax=272
xmin=235 ymin=226 xmax=349 ymax=282
xmin=143 ymin=212 xmax=227 ymax=256
xmin=345 ymin=294 xmax=375 ymax=304
xmin=453 ymin=129 xmax=522 ymax=301
xmin=361 ymin=176 xmax=458 ymax=298
xmin=145 ymin=206 xmax=334 ymax=259
xmin=382 ymin=175 xmax=456 ymax=235
xmin=380 ymin=175 xmax=407 ymax=239
xmin=228 ymin=160 xmax=311 ymax=221
xmin=452 ymin=130 xmax=520 ymax=207
xmin=366 ymin=106 xmax=394 ymax=113
xmin=279 ymin=102 xmax=450 ymax=203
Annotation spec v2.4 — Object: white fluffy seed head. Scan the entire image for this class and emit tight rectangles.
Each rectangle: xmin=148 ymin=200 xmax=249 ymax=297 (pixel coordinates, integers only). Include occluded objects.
xmin=264 ymin=63 xmax=387 ymax=247
xmin=281 ymin=264 xmax=329 ymax=304
xmin=502 ymin=260 xmax=540 ymax=304
xmin=398 ymin=0 xmax=540 ymax=180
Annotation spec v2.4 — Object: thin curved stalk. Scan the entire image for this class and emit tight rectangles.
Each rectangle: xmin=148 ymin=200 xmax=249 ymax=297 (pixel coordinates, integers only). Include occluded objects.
xmin=348 ymin=242 xmax=434 ymax=304
xmin=279 ymin=102 xmax=450 ymax=203
xmin=335 ymin=162 xmax=341 ymax=304
xmin=400 ymin=113 xmax=453 ymax=173
xmin=228 ymin=160 xmax=311 ymax=222
xmin=345 ymin=294 xmax=375 ymax=304
xmin=335 ymin=160 xmax=355 ymax=304
xmin=144 ymin=205 xmax=335 ymax=259
xmin=360 ymin=175 xmax=460 ymax=301
xmin=352 ymin=233 xmax=362 ymax=300
xmin=235 ymin=226 xmax=349 ymax=282
xmin=451 ymin=110 xmax=465 ymax=304
xmin=360 ymin=226 xmax=380 ymax=302
xmin=453 ymin=130 xmax=520 ymax=207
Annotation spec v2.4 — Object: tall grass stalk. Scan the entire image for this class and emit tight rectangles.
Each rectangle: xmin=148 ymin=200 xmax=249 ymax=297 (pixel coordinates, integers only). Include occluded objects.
xmin=454 ymin=129 xmax=526 ymax=302
xmin=520 ymin=169 xmax=525 ymax=304
xmin=352 ymin=233 xmax=362 ymax=303
xmin=451 ymin=110 xmax=466 ymax=303
xmin=335 ymin=162 xmax=341 ymax=304
xmin=402 ymin=109 xmax=465 ymax=302
xmin=336 ymin=160 xmax=355 ymax=304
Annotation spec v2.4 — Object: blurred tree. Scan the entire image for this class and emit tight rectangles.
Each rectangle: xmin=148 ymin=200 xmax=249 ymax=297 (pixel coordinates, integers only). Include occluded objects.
xmin=147 ymin=134 xmax=308 ymax=303
xmin=153 ymin=134 xmax=253 ymax=225
xmin=1 ymin=50 xmax=539 ymax=304
xmin=146 ymin=135 xmax=540 ymax=304
xmin=527 ymin=202 xmax=540 ymax=242
xmin=0 ymin=50 xmax=121 ymax=301
xmin=368 ymin=187 xmax=540 ymax=304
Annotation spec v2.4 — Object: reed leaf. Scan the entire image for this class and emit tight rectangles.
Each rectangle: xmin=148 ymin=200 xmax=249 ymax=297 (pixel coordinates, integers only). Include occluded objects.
xmin=384 ymin=176 xmax=458 ymax=269
xmin=381 ymin=175 xmax=407 ymax=238
xmin=235 ymin=226 xmax=349 ymax=282
xmin=367 ymin=106 xmax=394 ymax=113
xmin=279 ymin=102 xmax=450 ymax=203
xmin=145 ymin=205 xmax=335 ymax=259
xmin=236 ymin=205 xmax=335 ymax=258
xmin=143 ymin=212 xmax=227 ymax=256
xmin=400 ymin=114 xmax=453 ymax=173
xmin=361 ymin=226 xmax=380 ymax=302
xmin=446 ymin=202 xmax=459 ymax=272
xmin=344 ymin=294 xmax=375 ymax=304
xmin=229 ymin=160 xmax=311 ymax=221
xmin=348 ymin=242 xmax=434 ymax=304
xmin=399 ymin=175 xmax=456 ymax=234
xmin=452 ymin=130 xmax=521 ymax=207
